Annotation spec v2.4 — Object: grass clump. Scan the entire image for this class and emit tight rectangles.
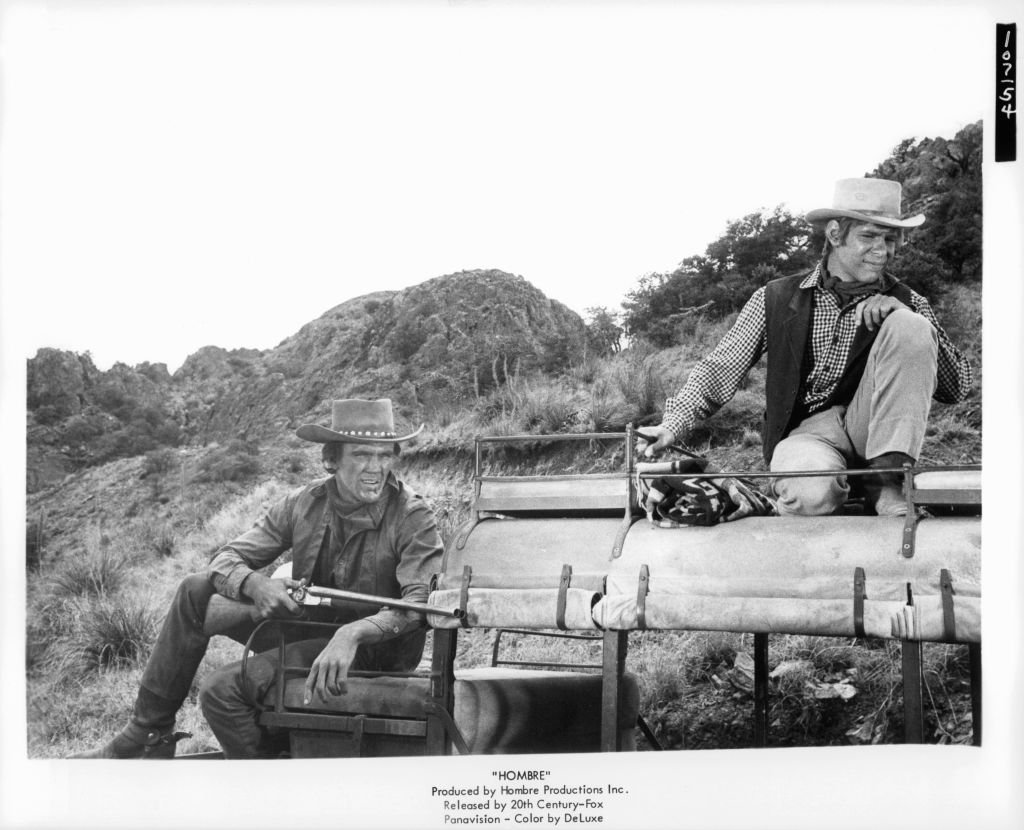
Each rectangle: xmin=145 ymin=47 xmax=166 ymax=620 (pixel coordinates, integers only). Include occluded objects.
xmin=146 ymin=523 xmax=178 ymax=558
xmin=26 ymin=515 xmax=46 ymax=572
xmin=606 ymin=353 xmax=666 ymax=426
xmin=44 ymin=594 xmax=162 ymax=677
xmin=45 ymin=544 xmax=132 ymax=598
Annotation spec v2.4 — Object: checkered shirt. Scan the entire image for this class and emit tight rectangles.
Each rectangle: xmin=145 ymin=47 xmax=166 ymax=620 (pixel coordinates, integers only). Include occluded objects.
xmin=661 ymin=263 xmax=974 ymax=438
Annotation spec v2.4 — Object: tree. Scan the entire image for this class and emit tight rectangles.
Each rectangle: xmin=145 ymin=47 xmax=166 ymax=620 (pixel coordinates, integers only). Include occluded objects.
xmin=623 ymin=207 xmax=815 ymax=345
xmin=584 ymin=307 xmax=623 ymax=357
xmin=703 ymin=206 xmax=814 ymax=277
xmin=620 ymin=122 xmax=982 ymax=346
xmin=870 ymin=121 xmax=982 ymax=287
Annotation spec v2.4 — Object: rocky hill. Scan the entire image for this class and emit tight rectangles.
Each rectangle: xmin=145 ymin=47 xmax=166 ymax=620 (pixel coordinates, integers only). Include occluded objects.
xmin=26 ymin=269 xmax=587 ymax=491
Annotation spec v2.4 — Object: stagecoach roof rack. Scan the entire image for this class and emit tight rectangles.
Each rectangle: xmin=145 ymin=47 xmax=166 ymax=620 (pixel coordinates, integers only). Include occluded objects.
xmin=468 ymin=427 xmax=980 ymax=521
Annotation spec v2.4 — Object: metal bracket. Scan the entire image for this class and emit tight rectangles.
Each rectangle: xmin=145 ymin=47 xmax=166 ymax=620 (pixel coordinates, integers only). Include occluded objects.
xmin=614 ymin=423 xmax=639 ymax=560
xmin=422 ymin=702 xmax=472 ymax=756
xmin=900 ymin=465 xmax=918 ymax=558
xmin=556 ymin=564 xmax=572 ymax=630
xmin=455 ymin=514 xmax=498 ymax=550
xmin=853 ymin=567 xmax=867 ymax=639
xmin=940 ymin=568 xmax=957 ymax=643
xmin=612 ymin=514 xmax=639 ymax=560
xmin=349 ymin=714 xmax=366 ymax=755
xmin=636 ymin=564 xmax=650 ymax=630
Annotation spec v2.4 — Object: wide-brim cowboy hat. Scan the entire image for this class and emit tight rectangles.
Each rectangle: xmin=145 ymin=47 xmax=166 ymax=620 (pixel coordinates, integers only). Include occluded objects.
xmin=296 ymin=398 xmax=424 ymax=444
xmin=806 ymin=177 xmax=925 ymax=229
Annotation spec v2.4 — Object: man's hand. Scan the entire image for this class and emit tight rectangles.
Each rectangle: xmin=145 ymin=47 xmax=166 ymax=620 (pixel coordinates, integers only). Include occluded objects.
xmin=303 ymin=624 xmax=371 ymax=704
xmin=241 ymin=572 xmax=304 ymax=620
xmin=635 ymin=425 xmax=677 ymax=458
xmin=854 ymin=295 xmax=909 ymax=332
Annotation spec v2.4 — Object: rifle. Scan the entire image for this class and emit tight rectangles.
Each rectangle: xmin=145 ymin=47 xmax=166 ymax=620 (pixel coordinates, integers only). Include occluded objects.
xmin=289 ymin=581 xmax=465 ymax=620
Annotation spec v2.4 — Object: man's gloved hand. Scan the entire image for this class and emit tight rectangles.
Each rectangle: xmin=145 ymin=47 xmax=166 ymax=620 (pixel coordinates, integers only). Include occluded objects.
xmin=891 ymin=603 xmax=922 ymax=640
xmin=635 ymin=425 xmax=681 ymax=458
xmin=717 ymin=477 xmax=777 ymax=522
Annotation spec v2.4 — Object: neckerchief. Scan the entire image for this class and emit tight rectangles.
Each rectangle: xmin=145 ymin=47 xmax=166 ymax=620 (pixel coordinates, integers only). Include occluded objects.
xmin=315 ymin=476 xmax=395 ymax=585
xmin=820 ymin=261 xmax=894 ymax=306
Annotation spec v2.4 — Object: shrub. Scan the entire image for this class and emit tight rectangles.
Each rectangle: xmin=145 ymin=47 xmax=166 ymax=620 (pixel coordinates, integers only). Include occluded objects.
xmin=46 ymin=545 xmax=131 ymax=598
xmin=585 ymin=374 xmax=647 ymax=432
xmin=421 ymin=384 xmax=467 ymax=429
xmin=607 ymin=355 xmax=666 ymax=426
xmin=282 ymin=452 xmax=307 ymax=475
xmin=194 ymin=439 xmax=262 ymax=483
xmin=515 ymin=382 xmax=581 ymax=434
xmin=34 ymin=404 xmax=62 ymax=426
xmin=147 ymin=524 xmax=177 ymax=558
xmin=63 ymin=414 xmax=105 ymax=446
xmin=143 ymin=447 xmax=178 ymax=477
xmin=43 ymin=594 xmax=161 ymax=677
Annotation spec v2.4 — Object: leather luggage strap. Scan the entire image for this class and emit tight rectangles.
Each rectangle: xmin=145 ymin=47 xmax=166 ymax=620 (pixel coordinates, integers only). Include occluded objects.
xmin=853 ymin=567 xmax=867 ymax=639
xmin=556 ymin=564 xmax=572 ymax=630
xmin=901 ymin=512 xmax=919 ymax=558
xmin=940 ymin=569 xmax=957 ymax=643
xmin=900 ymin=470 xmax=918 ymax=558
xmin=458 ymin=565 xmax=472 ymax=628
xmin=636 ymin=564 xmax=650 ymax=630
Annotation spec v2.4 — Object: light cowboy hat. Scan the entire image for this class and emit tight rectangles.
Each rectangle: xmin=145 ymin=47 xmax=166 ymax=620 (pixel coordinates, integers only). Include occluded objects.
xmin=296 ymin=398 xmax=424 ymax=444
xmin=806 ymin=177 xmax=925 ymax=229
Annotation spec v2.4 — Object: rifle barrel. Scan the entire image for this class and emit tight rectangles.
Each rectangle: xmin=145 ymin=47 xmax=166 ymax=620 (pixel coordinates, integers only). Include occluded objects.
xmin=303 ymin=584 xmax=465 ymax=619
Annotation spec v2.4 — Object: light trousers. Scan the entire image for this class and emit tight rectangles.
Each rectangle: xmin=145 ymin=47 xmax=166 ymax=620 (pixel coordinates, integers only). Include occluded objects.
xmin=769 ymin=309 xmax=938 ymax=516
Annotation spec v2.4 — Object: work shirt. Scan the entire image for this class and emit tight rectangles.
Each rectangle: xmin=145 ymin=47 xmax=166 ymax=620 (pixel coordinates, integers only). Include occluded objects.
xmin=208 ymin=473 xmax=443 ymax=640
xmin=661 ymin=262 xmax=973 ymax=438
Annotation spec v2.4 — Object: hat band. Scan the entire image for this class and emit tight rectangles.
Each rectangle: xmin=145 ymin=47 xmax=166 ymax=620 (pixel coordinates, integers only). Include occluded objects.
xmin=336 ymin=430 xmax=397 ymax=438
xmin=841 ymin=207 xmax=904 ymax=219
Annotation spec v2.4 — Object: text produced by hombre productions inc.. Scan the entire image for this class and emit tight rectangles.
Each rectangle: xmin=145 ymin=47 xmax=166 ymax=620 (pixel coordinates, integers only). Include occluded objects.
xmin=431 ymin=769 xmax=628 ymax=825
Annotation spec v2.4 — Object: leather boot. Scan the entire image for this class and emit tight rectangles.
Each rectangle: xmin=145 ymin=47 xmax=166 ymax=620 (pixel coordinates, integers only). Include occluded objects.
xmin=863 ymin=452 xmax=914 ymax=517
xmin=68 ymin=721 xmax=191 ymax=759
xmin=68 ymin=686 xmax=189 ymax=759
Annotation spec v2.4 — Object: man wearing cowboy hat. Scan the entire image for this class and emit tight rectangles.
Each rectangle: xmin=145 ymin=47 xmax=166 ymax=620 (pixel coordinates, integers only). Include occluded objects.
xmin=639 ymin=177 xmax=972 ymax=517
xmin=71 ymin=398 xmax=443 ymax=759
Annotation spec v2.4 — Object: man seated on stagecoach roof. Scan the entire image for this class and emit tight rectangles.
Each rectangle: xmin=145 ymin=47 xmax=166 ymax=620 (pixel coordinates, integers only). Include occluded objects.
xmin=638 ymin=177 xmax=972 ymax=518
xmin=71 ymin=398 xmax=443 ymax=759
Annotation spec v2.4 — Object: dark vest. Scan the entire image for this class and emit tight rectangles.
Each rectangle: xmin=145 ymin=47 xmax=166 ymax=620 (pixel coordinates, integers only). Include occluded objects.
xmin=761 ymin=271 xmax=914 ymax=465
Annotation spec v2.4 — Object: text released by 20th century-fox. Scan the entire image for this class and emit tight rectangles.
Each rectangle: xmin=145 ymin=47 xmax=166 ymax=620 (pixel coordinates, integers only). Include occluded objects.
xmin=430 ymin=769 xmax=629 ymax=825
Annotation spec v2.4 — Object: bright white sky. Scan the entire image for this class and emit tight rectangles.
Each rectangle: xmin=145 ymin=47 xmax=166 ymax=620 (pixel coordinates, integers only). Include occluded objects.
xmin=0 ymin=1 xmax=992 ymax=372
xmin=3 ymin=2 xmax=1024 ymax=828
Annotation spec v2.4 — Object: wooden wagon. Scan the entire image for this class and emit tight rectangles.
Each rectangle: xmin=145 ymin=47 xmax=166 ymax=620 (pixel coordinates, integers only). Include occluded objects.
xmin=228 ymin=430 xmax=980 ymax=758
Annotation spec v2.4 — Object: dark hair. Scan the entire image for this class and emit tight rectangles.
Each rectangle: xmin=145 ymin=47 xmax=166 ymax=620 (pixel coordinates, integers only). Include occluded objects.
xmin=321 ymin=441 xmax=400 ymax=474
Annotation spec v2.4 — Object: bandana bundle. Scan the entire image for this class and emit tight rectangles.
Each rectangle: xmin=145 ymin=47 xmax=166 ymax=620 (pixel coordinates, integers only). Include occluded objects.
xmin=643 ymin=477 xmax=728 ymax=527
xmin=634 ymin=448 xmax=777 ymax=527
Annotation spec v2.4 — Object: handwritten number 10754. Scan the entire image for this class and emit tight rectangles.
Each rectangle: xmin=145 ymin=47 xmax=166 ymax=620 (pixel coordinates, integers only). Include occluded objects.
xmin=1001 ymin=29 xmax=1016 ymax=117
